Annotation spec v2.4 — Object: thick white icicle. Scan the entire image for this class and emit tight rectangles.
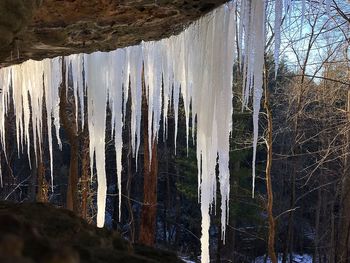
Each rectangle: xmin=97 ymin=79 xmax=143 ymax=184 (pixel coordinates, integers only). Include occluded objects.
xmin=85 ymin=52 xmax=109 ymax=227
xmin=143 ymin=41 xmax=163 ymax=161
xmin=11 ymin=63 xmax=28 ymax=160
xmin=218 ymin=3 xmax=236 ymax=240
xmin=161 ymin=4 xmax=235 ymax=262
xmin=68 ymin=54 xmax=84 ymax=129
xmin=0 ymin=67 xmax=11 ymax=185
xmin=50 ymin=57 xmax=63 ymax=150
xmin=107 ymin=49 xmax=125 ymax=221
xmin=12 ymin=60 xmax=47 ymax=166
xmin=174 ymin=31 xmax=191 ymax=153
xmin=161 ymin=39 xmax=174 ymax=141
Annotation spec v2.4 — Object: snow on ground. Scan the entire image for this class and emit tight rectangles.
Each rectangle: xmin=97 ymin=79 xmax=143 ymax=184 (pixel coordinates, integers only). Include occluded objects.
xmin=180 ymin=257 xmax=196 ymax=263
xmin=254 ymin=254 xmax=312 ymax=263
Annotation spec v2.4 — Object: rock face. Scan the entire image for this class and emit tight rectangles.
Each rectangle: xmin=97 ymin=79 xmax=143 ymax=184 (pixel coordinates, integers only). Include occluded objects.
xmin=0 ymin=202 xmax=183 ymax=263
xmin=0 ymin=0 xmax=228 ymax=67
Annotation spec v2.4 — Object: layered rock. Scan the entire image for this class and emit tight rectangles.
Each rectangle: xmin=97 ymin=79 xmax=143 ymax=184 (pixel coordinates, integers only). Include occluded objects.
xmin=0 ymin=0 xmax=228 ymax=67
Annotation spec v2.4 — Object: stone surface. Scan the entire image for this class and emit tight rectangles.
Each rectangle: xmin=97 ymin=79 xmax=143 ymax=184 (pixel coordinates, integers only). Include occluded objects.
xmin=0 ymin=0 xmax=228 ymax=67
xmin=0 ymin=202 xmax=183 ymax=263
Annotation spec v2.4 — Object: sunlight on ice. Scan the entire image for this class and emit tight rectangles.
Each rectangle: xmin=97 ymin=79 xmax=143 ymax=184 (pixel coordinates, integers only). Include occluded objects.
xmin=0 ymin=0 xmax=289 ymax=262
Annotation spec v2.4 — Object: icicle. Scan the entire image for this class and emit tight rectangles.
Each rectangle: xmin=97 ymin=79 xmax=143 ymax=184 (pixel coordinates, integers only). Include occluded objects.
xmin=0 ymin=68 xmax=11 ymax=156
xmin=168 ymin=32 xmax=180 ymax=154
xmin=11 ymin=64 xmax=27 ymax=160
xmin=68 ymin=54 xmax=84 ymax=130
xmin=218 ymin=3 xmax=236 ymax=240
xmin=107 ymin=49 xmax=125 ymax=221
xmin=11 ymin=60 xmax=47 ymax=167
xmin=122 ymin=48 xmax=129 ymax=123
xmin=43 ymin=59 xmax=54 ymax=189
xmin=239 ymin=0 xmax=266 ymax=197
xmin=253 ymin=1 xmax=265 ymax=197
xmin=173 ymin=31 xmax=191 ymax=153
xmin=126 ymin=46 xmax=143 ymax=166
xmin=143 ymin=41 xmax=163 ymax=161
xmin=51 ymin=57 xmax=62 ymax=150
xmin=85 ymin=52 xmax=109 ymax=227
xmin=161 ymin=38 xmax=173 ymax=142
xmin=172 ymin=3 xmax=235 ymax=261
xmin=241 ymin=0 xmax=253 ymax=110
xmin=0 ymin=67 xmax=11 ymax=186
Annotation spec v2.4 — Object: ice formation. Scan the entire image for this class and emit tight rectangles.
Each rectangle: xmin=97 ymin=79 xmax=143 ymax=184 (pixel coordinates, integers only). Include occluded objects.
xmin=240 ymin=0 xmax=266 ymax=196
xmin=0 ymin=0 xmax=288 ymax=262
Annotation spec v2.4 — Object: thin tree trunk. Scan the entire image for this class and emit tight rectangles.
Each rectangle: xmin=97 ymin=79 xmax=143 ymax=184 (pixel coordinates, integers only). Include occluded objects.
xmin=313 ymin=187 xmax=321 ymax=263
xmin=127 ymin=123 xmax=135 ymax=243
xmin=29 ymin=157 xmax=37 ymax=201
xmin=36 ymin=147 xmax=48 ymax=202
xmin=164 ymin=141 xmax=170 ymax=243
xmin=81 ymin=125 xmax=90 ymax=220
xmin=37 ymin=90 xmax=49 ymax=203
xmin=264 ymin=65 xmax=277 ymax=263
xmin=337 ymin=90 xmax=350 ymax=263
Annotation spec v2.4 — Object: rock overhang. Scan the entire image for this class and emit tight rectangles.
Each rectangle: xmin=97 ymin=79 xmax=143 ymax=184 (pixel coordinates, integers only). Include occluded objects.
xmin=0 ymin=0 xmax=229 ymax=67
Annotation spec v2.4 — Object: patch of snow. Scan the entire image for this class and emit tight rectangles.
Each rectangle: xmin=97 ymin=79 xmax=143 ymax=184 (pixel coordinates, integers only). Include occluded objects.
xmin=254 ymin=253 xmax=312 ymax=263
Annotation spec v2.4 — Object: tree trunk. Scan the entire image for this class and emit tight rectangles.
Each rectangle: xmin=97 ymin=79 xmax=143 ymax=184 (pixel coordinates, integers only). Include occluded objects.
xmin=337 ymin=90 xmax=350 ymax=263
xmin=59 ymin=58 xmax=79 ymax=214
xmin=36 ymin=147 xmax=48 ymax=203
xmin=126 ymin=119 xmax=136 ymax=243
xmin=313 ymin=187 xmax=321 ymax=263
xmin=264 ymin=65 xmax=277 ymax=263
xmin=80 ymin=125 xmax=90 ymax=220
xmin=139 ymin=78 xmax=158 ymax=246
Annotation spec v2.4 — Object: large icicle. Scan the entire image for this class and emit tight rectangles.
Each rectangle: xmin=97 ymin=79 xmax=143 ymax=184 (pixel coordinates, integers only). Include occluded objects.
xmin=218 ymin=3 xmax=236 ymax=240
xmin=67 ymin=54 xmax=85 ymax=129
xmin=241 ymin=0 xmax=266 ymax=197
xmin=107 ymin=49 xmax=126 ymax=220
xmin=43 ymin=57 xmax=62 ymax=189
xmin=0 ymin=67 xmax=11 ymax=185
xmin=85 ymin=52 xmax=109 ymax=227
xmin=143 ymin=41 xmax=163 ymax=160
xmin=161 ymin=38 xmax=174 ymax=142
xmin=12 ymin=60 xmax=46 ymax=165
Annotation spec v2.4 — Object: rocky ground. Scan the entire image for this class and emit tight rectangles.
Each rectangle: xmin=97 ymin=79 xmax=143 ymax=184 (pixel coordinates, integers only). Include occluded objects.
xmin=0 ymin=202 xmax=183 ymax=263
